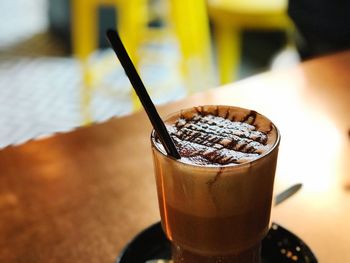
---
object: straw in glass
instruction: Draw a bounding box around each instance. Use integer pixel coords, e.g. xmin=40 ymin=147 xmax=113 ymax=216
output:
xmin=106 ymin=29 xmax=181 ymax=159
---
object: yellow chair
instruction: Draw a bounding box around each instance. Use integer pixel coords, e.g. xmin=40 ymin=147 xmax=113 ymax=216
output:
xmin=167 ymin=0 xmax=215 ymax=94
xmin=207 ymin=0 xmax=293 ymax=84
xmin=71 ymin=0 xmax=148 ymax=123
xmin=71 ymin=0 xmax=221 ymax=123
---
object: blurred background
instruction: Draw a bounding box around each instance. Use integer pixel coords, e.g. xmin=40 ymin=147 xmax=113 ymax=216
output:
xmin=0 ymin=0 xmax=299 ymax=148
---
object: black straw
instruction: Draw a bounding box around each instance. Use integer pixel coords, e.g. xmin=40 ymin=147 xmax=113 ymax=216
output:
xmin=106 ymin=29 xmax=181 ymax=159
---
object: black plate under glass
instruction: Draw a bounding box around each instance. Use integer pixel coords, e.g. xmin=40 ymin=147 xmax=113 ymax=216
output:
xmin=117 ymin=222 xmax=317 ymax=263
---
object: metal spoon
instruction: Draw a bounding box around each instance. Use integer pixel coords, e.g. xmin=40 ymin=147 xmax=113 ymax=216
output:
xmin=274 ymin=183 xmax=302 ymax=206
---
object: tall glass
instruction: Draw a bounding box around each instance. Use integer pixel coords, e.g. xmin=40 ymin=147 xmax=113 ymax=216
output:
xmin=151 ymin=105 xmax=280 ymax=263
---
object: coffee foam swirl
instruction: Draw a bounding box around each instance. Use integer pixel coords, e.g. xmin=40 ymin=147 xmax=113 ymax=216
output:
xmin=154 ymin=106 xmax=277 ymax=166
xmin=172 ymin=115 xmax=268 ymax=165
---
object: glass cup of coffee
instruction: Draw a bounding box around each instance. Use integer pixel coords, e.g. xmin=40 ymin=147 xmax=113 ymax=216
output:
xmin=151 ymin=105 xmax=280 ymax=263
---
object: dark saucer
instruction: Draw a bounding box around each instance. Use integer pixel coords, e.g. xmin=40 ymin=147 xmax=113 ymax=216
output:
xmin=117 ymin=222 xmax=317 ymax=263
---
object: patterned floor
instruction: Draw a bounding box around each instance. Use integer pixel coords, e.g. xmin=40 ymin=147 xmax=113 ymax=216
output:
xmin=0 ymin=0 xmax=190 ymax=148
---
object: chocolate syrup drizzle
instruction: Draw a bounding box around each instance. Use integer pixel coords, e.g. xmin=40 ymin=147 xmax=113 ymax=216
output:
xmin=167 ymin=109 xmax=270 ymax=166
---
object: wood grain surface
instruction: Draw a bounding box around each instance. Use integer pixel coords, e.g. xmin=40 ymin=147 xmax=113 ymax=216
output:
xmin=0 ymin=51 xmax=349 ymax=262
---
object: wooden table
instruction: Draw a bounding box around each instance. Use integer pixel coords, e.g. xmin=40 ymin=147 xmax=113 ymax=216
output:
xmin=0 ymin=51 xmax=349 ymax=262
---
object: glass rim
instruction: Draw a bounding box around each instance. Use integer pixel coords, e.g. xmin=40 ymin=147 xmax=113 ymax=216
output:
xmin=150 ymin=105 xmax=281 ymax=171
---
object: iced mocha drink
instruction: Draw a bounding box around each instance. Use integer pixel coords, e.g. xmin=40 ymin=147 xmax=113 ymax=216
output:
xmin=151 ymin=105 xmax=280 ymax=263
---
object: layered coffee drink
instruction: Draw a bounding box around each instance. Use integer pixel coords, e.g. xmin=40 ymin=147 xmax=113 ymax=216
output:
xmin=151 ymin=105 xmax=280 ymax=263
